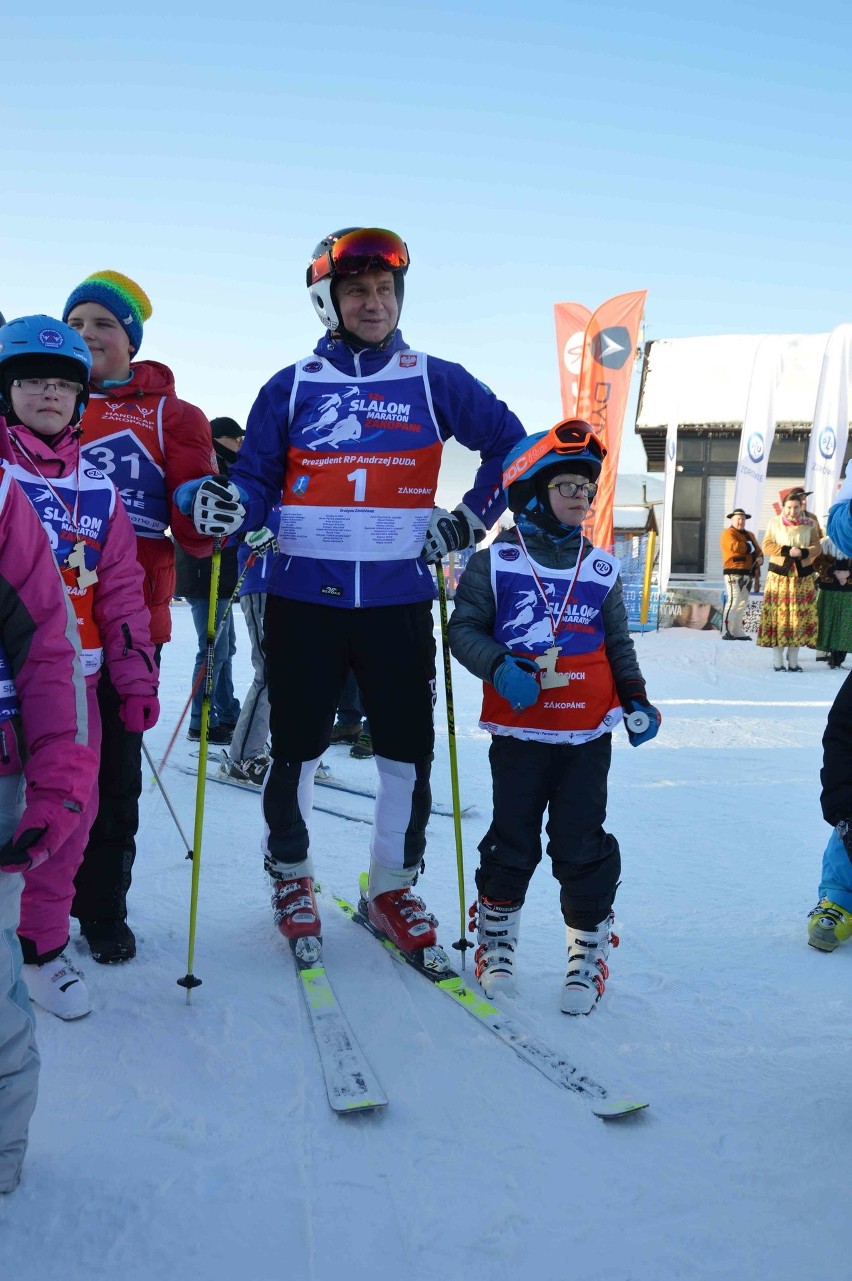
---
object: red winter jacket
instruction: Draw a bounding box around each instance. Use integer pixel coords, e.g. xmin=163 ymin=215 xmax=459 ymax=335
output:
xmin=79 ymin=360 xmax=216 ymax=644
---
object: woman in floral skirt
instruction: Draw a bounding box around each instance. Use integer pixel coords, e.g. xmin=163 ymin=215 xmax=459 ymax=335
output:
xmin=757 ymin=492 xmax=820 ymax=671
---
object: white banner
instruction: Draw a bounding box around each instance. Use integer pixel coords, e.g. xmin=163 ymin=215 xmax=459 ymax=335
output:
xmin=733 ymin=336 xmax=785 ymax=521
xmin=805 ymin=323 xmax=852 ymax=527
xmin=659 ymin=417 xmax=678 ymax=591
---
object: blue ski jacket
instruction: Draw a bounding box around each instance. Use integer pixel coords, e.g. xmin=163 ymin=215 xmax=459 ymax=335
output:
xmin=228 ymin=330 xmax=526 ymax=609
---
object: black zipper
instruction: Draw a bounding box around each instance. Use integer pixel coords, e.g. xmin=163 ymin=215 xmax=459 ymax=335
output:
xmin=121 ymin=622 xmax=154 ymax=673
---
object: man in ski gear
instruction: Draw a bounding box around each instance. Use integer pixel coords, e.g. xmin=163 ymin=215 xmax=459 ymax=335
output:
xmin=176 ymin=226 xmax=525 ymax=953
xmin=0 ymin=316 xmax=158 ymax=1011
xmin=448 ymin=420 xmax=660 ymax=1013
xmin=720 ymin=508 xmax=762 ymax=640
xmin=0 ymin=463 xmax=97 ymax=1190
xmin=63 ymin=271 xmax=215 ymax=962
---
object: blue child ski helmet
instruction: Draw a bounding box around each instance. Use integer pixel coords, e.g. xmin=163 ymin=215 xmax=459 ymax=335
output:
xmin=503 ymin=419 xmax=606 ymax=519
xmin=0 ymin=315 xmax=92 ymax=427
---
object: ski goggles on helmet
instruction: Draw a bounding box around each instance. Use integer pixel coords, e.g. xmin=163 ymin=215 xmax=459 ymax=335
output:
xmin=309 ymin=228 xmax=409 ymax=286
xmin=502 ymin=419 xmax=606 ymax=489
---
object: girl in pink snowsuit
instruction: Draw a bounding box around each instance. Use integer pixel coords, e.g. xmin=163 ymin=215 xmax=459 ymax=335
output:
xmin=0 ymin=316 xmax=159 ymax=1020
xmin=0 ymin=462 xmax=97 ymax=1192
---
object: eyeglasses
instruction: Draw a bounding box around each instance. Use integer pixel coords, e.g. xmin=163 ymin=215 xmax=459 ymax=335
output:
xmin=502 ymin=419 xmax=607 ymax=488
xmin=547 ymin=480 xmax=598 ymax=500
xmin=12 ymin=377 xmax=83 ymax=396
xmin=310 ymin=228 xmax=409 ymax=285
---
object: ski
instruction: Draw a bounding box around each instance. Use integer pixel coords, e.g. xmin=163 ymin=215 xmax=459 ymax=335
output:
xmin=317 ymin=776 xmax=474 ymax=819
xmin=183 ymin=754 xmax=471 ymax=818
xmin=169 ymin=762 xmax=374 ymax=825
xmin=331 ymin=885 xmax=648 ymax=1121
xmin=288 ymin=935 xmax=388 ymax=1115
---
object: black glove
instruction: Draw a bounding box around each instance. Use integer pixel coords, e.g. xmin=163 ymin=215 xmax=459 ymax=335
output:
xmin=0 ymin=824 xmax=48 ymax=873
xmin=421 ymin=506 xmax=484 ymax=563
xmin=189 ymin=478 xmax=246 ymax=536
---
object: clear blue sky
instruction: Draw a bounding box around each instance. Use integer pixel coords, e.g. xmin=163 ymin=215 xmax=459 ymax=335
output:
xmin=4 ymin=0 xmax=850 ymax=487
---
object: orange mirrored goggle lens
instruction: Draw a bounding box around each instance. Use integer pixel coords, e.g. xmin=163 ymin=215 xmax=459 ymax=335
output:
xmin=552 ymin=420 xmax=606 ymax=460
xmin=310 ymin=228 xmax=409 ymax=284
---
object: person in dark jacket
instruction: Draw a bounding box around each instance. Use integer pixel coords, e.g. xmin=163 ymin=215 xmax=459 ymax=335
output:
xmin=448 ymin=421 xmax=660 ymax=1015
xmin=176 ymin=226 xmax=526 ymax=957
xmin=175 ymin=417 xmax=243 ymax=744
xmin=813 ymin=535 xmax=852 ymax=668
xmin=807 ymin=670 xmax=852 ymax=950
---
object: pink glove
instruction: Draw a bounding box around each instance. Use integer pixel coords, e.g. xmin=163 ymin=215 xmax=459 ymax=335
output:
xmin=0 ymin=794 xmax=85 ymax=873
xmin=119 ymin=693 xmax=160 ymax=733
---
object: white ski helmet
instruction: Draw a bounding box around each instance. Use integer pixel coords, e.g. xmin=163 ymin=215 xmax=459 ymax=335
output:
xmin=306 ymin=227 xmax=409 ymax=336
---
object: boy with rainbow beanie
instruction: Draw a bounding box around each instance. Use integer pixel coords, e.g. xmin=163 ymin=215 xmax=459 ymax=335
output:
xmin=62 ymin=270 xmax=215 ymax=963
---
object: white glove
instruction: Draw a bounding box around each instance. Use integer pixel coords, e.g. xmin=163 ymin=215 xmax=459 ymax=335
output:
xmin=244 ymin=526 xmax=278 ymax=558
xmin=193 ymin=479 xmax=246 ymax=536
xmin=421 ymin=504 xmax=486 ymax=563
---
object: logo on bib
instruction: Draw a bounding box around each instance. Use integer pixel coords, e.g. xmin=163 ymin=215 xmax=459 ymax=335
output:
xmin=292 ymin=475 xmax=310 ymax=495
xmin=592 ymin=558 xmax=613 ymax=576
xmin=498 ymin=546 xmax=521 ymax=560
xmin=399 ymin=354 xmax=417 ymax=368
xmin=302 ymin=361 xmax=323 ymax=373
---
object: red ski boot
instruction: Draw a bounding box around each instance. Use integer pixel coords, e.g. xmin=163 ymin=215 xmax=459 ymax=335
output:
xmin=272 ymin=877 xmax=321 ymax=943
xmin=367 ymin=886 xmax=438 ymax=953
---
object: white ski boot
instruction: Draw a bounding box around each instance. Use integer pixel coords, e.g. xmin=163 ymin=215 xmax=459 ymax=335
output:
xmin=561 ymin=913 xmax=618 ymax=1016
xmin=469 ymin=895 xmax=522 ymax=998
xmin=23 ymin=954 xmax=91 ymax=1020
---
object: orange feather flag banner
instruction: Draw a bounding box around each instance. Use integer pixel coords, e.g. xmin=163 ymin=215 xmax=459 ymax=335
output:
xmin=553 ymin=291 xmax=646 ymax=550
xmin=553 ymin=302 xmax=592 ymax=417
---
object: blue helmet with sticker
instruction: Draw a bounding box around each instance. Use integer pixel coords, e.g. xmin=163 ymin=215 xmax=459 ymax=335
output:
xmin=502 ymin=419 xmax=606 ymax=526
xmin=0 ymin=315 xmax=92 ymax=426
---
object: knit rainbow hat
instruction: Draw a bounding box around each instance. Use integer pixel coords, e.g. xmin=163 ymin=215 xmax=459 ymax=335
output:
xmin=63 ymin=270 xmax=152 ymax=356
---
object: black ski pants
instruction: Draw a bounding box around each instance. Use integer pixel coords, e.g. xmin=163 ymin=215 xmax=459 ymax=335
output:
xmin=262 ymin=597 xmax=436 ymax=868
xmin=476 ymin=734 xmax=621 ymax=930
xmin=72 ymin=647 xmax=162 ymax=923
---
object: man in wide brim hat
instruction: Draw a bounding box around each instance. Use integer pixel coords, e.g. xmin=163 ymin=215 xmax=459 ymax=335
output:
xmin=720 ymin=507 xmax=763 ymax=639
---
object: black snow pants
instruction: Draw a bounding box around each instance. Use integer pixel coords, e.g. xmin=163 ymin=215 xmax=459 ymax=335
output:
xmin=72 ymin=647 xmax=161 ymax=922
xmin=476 ymin=733 xmax=621 ymax=930
xmin=262 ymin=597 xmax=436 ymax=869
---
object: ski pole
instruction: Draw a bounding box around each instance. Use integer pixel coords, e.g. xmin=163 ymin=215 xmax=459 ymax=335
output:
xmin=178 ymin=537 xmax=222 ymax=1000
xmin=142 ymin=739 xmax=194 ymax=861
xmin=436 ymin=562 xmax=472 ymax=967
xmin=157 ymin=550 xmax=258 ymax=775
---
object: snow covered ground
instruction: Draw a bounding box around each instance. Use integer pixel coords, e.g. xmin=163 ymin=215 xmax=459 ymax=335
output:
xmin=3 ymin=603 xmax=848 ymax=1281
